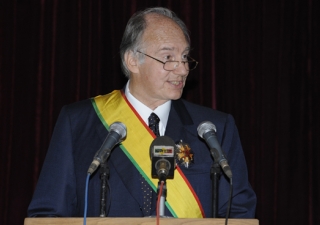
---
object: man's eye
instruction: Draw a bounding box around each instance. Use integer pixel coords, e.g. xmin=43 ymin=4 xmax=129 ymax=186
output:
xmin=182 ymin=54 xmax=189 ymax=60
xmin=164 ymin=55 xmax=173 ymax=61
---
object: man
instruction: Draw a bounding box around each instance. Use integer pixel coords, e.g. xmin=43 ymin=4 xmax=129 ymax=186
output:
xmin=28 ymin=7 xmax=256 ymax=218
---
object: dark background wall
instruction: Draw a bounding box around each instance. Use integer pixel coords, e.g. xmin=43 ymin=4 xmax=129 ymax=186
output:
xmin=1 ymin=1 xmax=319 ymax=224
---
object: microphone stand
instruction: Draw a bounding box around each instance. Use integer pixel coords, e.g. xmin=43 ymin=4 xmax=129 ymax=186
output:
xmin=99 ymin=162 xmax=110 ymax=217
xmin=211 ymin=161 xmax=221 ymax=218
xmin=157 ymin=180 xmax=167 ymax=217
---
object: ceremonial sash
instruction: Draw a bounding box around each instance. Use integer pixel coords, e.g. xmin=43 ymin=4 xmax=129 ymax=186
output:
xmin=91 ymin=90 xmax=205 ymax=218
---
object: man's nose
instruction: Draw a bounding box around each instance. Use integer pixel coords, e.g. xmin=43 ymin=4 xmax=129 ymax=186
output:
xmin=173 ymin=62 xmax=189 ymax=75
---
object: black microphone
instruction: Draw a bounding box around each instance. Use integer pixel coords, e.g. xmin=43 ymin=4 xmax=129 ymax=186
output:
xmin=87 ymin=122 xmax=127 ymax=175
xmin=197 ymin=121 xmax=233 ymax=178
xmin=149 ymin=136 xmax=176 ymax=181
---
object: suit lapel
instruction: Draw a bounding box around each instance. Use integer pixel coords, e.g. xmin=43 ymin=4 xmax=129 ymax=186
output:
xmin=165 ymin=99 xmax=195 ymax=143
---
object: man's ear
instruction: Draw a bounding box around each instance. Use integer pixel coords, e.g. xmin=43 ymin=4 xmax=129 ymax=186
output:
xmin=124 ymin=51 xmax=139 ymax=74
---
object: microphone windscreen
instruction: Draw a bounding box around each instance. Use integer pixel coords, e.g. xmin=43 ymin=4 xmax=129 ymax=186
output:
xmin=110 ymin=122 xmax=127 ymax=140
xmin=197 ymin=121 xmax=216 ymax=138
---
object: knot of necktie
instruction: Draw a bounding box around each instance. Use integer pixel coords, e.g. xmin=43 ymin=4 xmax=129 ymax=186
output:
xmin=148 ymin=112 xmax=160 ymax=137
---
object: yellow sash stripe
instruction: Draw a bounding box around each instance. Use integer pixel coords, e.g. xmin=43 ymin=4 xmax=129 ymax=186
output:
xmin=92 ymin=90 xmax=204 ymax=218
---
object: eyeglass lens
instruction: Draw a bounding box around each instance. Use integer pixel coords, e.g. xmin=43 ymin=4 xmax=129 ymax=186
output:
xmin=164 ymin=61 xmax=197 ymax=71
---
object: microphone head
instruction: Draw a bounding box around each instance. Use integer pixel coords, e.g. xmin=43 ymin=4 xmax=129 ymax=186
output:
xmin=197 ymin=121 xmax=217 ymax=138
xmin=149 ymin=136 xmax=176 ymax=159
xmin=110 ymin=122 xmax=127 ymax=140
xmin=149 ymin=136 xmax=176 ymax=180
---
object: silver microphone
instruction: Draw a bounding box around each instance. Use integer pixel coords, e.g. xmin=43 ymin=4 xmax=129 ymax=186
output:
xmin=87 ymin=122 xmax=127 ymax=175
xmin=197 ymin=121 xmax=232 ymax=178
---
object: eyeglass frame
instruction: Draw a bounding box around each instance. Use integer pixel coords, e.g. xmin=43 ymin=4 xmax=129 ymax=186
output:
xmin=136 ymin=50 xmax=198 ymax=71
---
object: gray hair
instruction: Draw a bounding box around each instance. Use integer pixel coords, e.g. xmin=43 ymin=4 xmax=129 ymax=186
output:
xmin=119 ymin=7 xmax=190 ymax=78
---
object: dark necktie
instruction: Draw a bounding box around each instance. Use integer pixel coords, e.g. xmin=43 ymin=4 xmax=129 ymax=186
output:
xmin=148 ymin=112 xmax=160 ymax=137
xmin=140 ymin=113 xmax=160 ymax=216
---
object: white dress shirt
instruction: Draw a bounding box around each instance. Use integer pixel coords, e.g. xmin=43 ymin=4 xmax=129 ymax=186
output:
xmin=125 ymin=81 xmax=171 ymax=136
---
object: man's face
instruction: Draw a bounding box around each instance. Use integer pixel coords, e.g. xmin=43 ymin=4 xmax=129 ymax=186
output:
xmin=129 ymin=14 xmax=190 ymax=110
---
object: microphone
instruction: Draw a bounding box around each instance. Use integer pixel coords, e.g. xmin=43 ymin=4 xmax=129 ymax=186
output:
xmin=197 ymin=121 xmax=233 ymax=178
xmin=149 ymin=136 xmax=176 ymax=181
xmin=87 ymin=122 xmax=127 ymax=175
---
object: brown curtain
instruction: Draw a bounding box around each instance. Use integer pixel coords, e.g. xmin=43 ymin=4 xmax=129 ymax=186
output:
xmin=0 ymin=1 xmax=319 ymax=225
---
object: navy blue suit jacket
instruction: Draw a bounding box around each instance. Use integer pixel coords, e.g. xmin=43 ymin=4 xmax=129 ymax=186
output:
xmin=28 ymin=96 xmax=256 ymax=218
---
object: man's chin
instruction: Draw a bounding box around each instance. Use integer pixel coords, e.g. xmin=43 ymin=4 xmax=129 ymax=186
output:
xmin=169 ymin=94 xmax=183 ymax=100
xmin=165 ymin=89 xmax=184 ymax=101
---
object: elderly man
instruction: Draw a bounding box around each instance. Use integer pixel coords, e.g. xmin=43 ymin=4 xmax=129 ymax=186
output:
xmin=28 ymin=7 xmax=256 ymax=218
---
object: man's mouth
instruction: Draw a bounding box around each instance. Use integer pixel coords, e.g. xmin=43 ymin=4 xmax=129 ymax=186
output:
xmin=169 ymin=81 xmax=182 ymax=86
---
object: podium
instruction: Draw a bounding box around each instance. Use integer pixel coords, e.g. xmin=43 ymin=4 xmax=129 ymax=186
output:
xmin=24 ymin=217 xmax=259 ymax=225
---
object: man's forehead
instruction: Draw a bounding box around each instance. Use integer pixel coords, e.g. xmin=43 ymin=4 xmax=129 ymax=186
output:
xmin=143 ymin=14 xmax=189 ymax=50
xmin=145 ymin=14 xmax=180 ymax=31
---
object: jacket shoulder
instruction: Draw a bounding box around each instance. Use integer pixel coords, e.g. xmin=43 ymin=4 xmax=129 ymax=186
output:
xmin=179 ymin=99 xmax=230 ymax=124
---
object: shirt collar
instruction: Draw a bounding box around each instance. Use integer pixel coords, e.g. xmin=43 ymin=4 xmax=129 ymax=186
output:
xmin=124 ymin=81 xmax=171 ymax=136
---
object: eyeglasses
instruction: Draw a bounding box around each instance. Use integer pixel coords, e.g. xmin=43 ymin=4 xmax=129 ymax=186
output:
xmin=137 ymin=51 xmax=198 ymax=71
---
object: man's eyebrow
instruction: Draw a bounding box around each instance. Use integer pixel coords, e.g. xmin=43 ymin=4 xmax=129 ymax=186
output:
xmin=157 ymin=47 xmax=174 ymax=52
xmin=156 ymin=46 xmax=191 ymax=53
